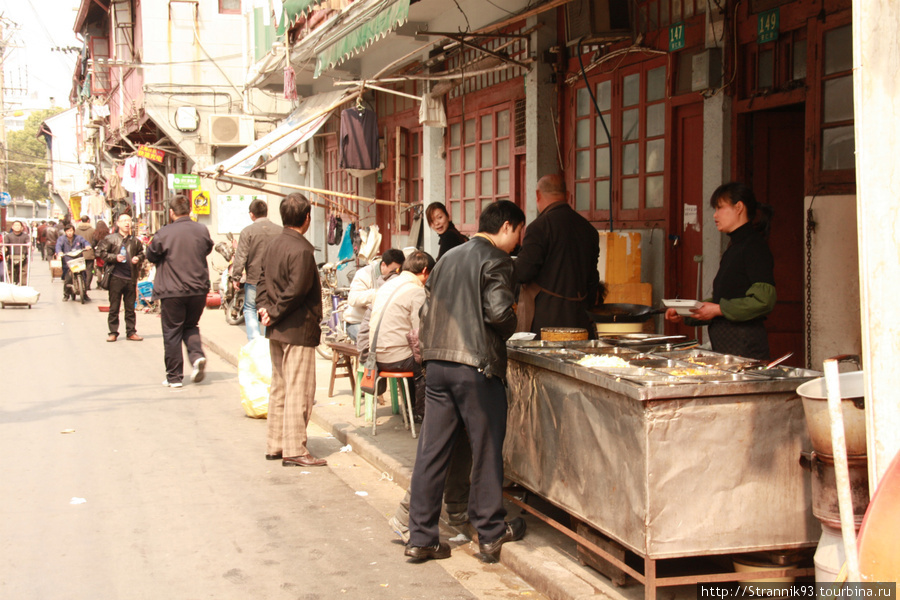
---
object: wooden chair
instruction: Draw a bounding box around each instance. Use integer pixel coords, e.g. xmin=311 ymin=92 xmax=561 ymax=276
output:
xmin=327 ymin=342 xmax=359 ymax=398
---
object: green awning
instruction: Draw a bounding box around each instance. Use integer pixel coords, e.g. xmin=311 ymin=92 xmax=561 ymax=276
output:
xmin=314 ymin=0 xmax=410 ymax=78
xmin=276 ymin=0 xmax=327 ymax=36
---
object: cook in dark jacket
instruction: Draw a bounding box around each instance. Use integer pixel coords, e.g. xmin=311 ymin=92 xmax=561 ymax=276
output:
xmin=96 ymin=213 xmax=145 ymax=341
xmin=425 ymin=202 xmax=468 ymax=261
xmin=146 ymin=195 xmax=214 ymax=387
xmin=514 ymin=174 xmax=603 ymax=338
xmin=256 ymin=193 xmax=326 ymax=467
xmin=406 ymin=200 xmax=526 ymax=564
xmin=665 ymin=182 xmax=776 ymax=360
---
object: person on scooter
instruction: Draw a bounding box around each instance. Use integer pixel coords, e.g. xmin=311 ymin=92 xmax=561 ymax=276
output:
xmin=55 ymin=223 xmax=92 ymax=301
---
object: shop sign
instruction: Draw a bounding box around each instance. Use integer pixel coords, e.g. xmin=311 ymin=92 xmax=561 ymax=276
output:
xmin=192 ymin=190 xmax=211 ymax=215
xmin=137 ymin=145 xmax=165 ymax=163
xmin=173 ymin=174 xmax=200 ymax=190
xmin=669 ymin=22 xmax=686 ymax=52
xmin=758 ymin=8 xmax=779 ymax=44
xmin=0 ymin=191 xmax=10 ymax=207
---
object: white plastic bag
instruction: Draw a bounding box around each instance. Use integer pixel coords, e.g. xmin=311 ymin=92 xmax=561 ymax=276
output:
xmin=238 ymin=337 xmax=272 ymax=418
xmin=0 ymin=282 xmax=40 ymax=305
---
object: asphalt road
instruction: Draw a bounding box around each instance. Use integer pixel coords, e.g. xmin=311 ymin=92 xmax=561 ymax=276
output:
xmin=0 ymin=266 xmax=540 ymax=600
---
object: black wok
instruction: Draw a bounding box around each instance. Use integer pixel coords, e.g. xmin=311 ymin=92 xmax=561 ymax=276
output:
xmin=586 ymin=303 xmax=665 ymax=323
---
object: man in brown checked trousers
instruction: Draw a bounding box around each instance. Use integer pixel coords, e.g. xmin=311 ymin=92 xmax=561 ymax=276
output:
xmin=256 ymin=193 xmax=327 ymax=467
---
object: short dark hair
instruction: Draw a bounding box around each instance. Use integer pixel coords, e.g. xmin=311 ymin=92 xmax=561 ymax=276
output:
xmin=280 ymin=193 xmax=311 ymax=228
xmin=64 ymin=223 xmax=75 ymax=233
xmin=249 ymin=199 xmax=268 ymax=218
xmin=81 ymin=215 xmax=90 ymax=223
xmin=169 ymin=194 xmax=192 ymax=217
xmin=381 ymin=248 xmax=405 ymax=267
xmin=425 ymin=202 xmax=449 ymax=226
xmin=478 ymin=200 xmax=525 ymax=234
xmin=402 ymin=250 xmax=435 ymax=275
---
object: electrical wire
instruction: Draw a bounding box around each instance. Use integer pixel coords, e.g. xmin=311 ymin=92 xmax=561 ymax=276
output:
xmin=577 ymin=39 xmax=614 ymax=232
xmin=452 ymin=0 xmax=472 ymax=33
xmin=483 ymin=0 xmax=517 ymax=16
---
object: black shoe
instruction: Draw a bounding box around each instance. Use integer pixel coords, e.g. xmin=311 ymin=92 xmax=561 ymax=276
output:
xmin=477 ymin=517 xmax=526 ymax=563
xmin=404 ymin=542 xmax=451 ymax=562
xmin=265 ymin=452 xmax=282 ymax=460
xmin=447 ymin=511 xmax=469 ymax=527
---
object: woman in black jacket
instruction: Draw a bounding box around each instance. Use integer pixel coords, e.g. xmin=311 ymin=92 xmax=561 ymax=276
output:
xmin=665 ymin=182 xmax=776 ymax=360
xmin=425 ymin=202 xmax=468 ymax=261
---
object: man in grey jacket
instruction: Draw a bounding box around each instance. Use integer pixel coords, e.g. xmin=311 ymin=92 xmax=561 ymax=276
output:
xmin=231 ymin=199 xmax=282 ymax=340
xmin=405 ymin=200 xmax=527 ymax=564
xmin=146 ymin=195 xmax=214 ymax=388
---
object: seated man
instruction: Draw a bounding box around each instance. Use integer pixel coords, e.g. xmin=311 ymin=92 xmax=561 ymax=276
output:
xmin=369 ymin=250 xmax=434 ymax=422
xmin=344 ymin=248 xmax=404 ymax=342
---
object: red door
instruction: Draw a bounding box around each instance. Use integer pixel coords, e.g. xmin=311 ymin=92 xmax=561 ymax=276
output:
xmin=748 ymin=106 xmax=805 ymax=365
xmin=666 ymin=102 xmax=704 ymax=338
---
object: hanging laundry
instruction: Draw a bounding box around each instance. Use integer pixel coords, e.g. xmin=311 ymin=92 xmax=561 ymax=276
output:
xmin=107 ymin=169 xmax=128 ymax=202
xmin=122 ymin=156 xmax=149 ymax=194
xmin=419 ymin=92 xmax=447 ymax=128
xmin=340 ymin=107 xmax=379 ymax=170
xmin=337 ymin=221 xmax=356 ymax=263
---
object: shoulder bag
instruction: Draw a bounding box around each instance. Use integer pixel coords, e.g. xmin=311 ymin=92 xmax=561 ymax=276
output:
xmin=359 ymin=284 xmax=407 ymax=396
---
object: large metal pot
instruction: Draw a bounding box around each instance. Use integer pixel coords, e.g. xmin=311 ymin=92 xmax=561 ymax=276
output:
xmin=796 ymin=370 xmax=866 ymax=457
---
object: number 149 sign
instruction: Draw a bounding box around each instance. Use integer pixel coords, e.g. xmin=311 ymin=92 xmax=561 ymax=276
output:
xmin=758 ymin=8 xmax=779 ymax=44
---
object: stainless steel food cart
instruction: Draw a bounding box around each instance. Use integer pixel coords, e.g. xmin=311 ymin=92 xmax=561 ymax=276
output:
xmin=502 ymin=341 xmax=820 ymax=598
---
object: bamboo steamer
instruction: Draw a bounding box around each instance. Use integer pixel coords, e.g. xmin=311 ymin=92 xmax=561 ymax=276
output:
xmin=541 ymin=327 xmax=588 ymax=342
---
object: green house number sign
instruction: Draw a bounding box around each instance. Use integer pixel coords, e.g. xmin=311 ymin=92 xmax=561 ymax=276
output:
xmin=669 ymin=22 xmax=685 ymax=52
xmin=758 ymin=8 xmax=779 ymax=44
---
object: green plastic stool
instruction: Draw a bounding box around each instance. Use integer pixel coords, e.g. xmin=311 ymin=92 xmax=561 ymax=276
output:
xmin=355 ymin=366 xmax=400 ymax=419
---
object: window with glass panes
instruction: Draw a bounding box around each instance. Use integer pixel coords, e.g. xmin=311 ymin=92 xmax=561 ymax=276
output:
xmin=635 ymin=0 xmax=705 ymax=33
xmin=570 ymin=58 xmax=668 ymax=223
xmin=446 ymin=103 xmax=513 ymax=230
xmin=819 ymin=23 xmax=854 ymax=174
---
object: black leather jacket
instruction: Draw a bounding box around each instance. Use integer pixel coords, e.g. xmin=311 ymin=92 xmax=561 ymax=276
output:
xmin=96 ymin=232 xmax=145 ymax=282
xmin=419 ymin=236 xmax=517 ymax=382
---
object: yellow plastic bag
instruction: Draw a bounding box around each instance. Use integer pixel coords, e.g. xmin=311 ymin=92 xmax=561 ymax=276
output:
xmin=239 ymin=337 xmax=272 ymax=418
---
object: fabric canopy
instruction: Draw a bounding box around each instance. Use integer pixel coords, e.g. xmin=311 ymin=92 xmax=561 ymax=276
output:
xmin=200 ymin=89 xmax=350 ymax=177
xmin=314 ymin=0 xmax=410 ymax=78
xmin=276 ymin=0 xmax=327 ymax=36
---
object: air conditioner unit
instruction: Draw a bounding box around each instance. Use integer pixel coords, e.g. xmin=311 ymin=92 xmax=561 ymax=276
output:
xmin=208 ymin=115 xmax=255 ymax=146
xmin=566 ymin=0 xmax=632 ymax=46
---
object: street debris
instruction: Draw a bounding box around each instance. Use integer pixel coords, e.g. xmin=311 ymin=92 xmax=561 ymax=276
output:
xmin=449 ymin=533 xmax=469 ymax=543
xmin=60 ymin=429 xmax=75 ymax=434
xmin=340 ymin=444 xmax=352 ymax=453
xmin=70 ymin=497 xmax=86 ymax=505
xmin=355 ymin=491 xmax=369 ymax=497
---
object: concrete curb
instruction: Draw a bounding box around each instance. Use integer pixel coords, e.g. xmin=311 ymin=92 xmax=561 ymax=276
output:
xmin=203 ymin=329 xmax=614 ymax=600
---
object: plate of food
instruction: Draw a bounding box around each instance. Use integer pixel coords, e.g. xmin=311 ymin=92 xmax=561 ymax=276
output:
xmin=662 ymin=299 xmax=704 ymax=316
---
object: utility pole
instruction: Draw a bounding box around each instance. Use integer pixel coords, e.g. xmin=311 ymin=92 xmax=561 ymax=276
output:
xmin=1 ymin=17 xmax=8 ymax=231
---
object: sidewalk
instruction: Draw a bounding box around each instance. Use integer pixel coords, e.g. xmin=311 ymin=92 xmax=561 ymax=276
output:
xmin=199 ymin=308 xmax=633 ymax=600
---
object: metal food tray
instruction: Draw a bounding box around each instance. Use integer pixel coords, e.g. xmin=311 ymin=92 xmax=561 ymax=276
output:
xmin=656 ymin=348 xmax=757 ymax=369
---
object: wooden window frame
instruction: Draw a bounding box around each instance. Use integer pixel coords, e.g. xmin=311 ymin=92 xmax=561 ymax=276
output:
xmin=566 ymin=55 xmax=669 ymax=227
xmin=445 ymin=101 xmax=516 ymax=233
xmin=805 ymin=10 xmax=854 ymax=192
xmin=636 ymin=0 xmax=706 ymax=34
xmin=90 ymin=36 xmax=112 ymax=94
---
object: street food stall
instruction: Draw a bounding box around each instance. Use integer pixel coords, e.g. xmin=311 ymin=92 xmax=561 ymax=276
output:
xmin=502 ymin=337 xmax=821 ymax=597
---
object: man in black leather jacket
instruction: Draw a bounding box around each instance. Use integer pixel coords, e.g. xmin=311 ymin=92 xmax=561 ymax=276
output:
xmin=405 ymin=200 xmax=527 ymax=564
xmin=96 ymin=213 xmax=146 ymax=341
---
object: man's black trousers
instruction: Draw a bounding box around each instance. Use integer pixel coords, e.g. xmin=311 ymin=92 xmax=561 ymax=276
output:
xmin=408 ymin=360 xmax=508 ymax=548
xmin=107 ymin=275 xmax=137 ymax=337
xmin=160 ymin=295 xmax=206 ymax=384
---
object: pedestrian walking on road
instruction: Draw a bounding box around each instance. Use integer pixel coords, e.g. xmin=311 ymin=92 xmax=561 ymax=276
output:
xmin=256 ymin=193 xmax=326 ymax=467
xmin=230 ymin=198 xmax=282 ymax=340
xmin=146 ymin=195 xmax=213 ymax=388
xmin=406 ymin=200 xmax=527 ymax=564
